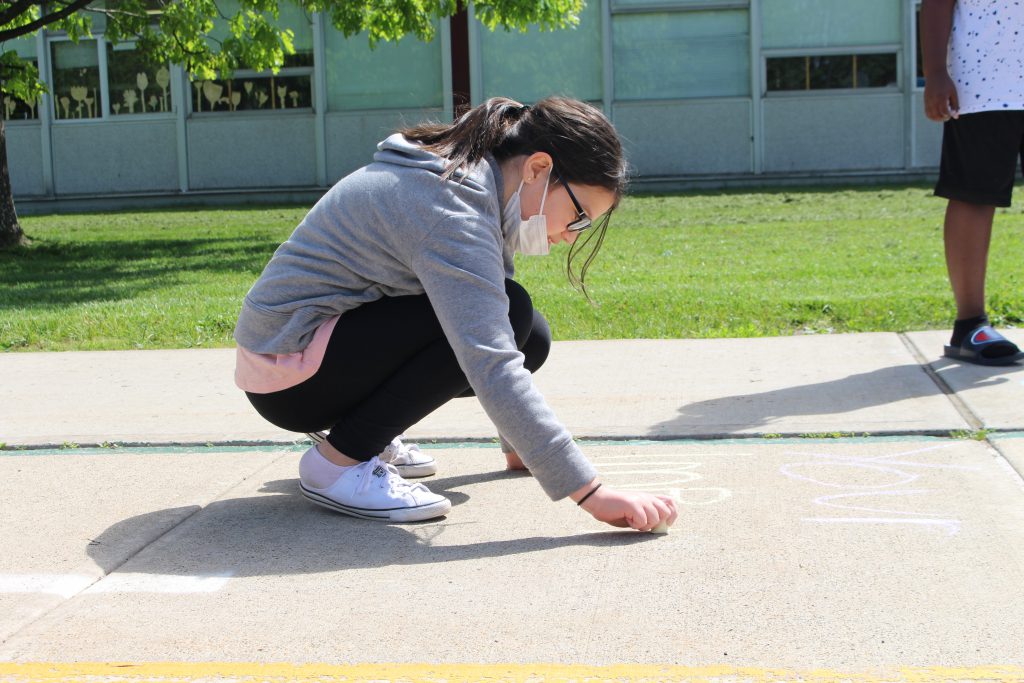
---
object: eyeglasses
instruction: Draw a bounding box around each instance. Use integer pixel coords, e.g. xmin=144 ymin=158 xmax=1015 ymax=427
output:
xmin=553 ymin=169 xmax=592 ymax=232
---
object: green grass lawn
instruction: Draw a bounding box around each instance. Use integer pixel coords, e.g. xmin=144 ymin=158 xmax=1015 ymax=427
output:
xmin=2 ymin=184 xmax=1022 ymax=351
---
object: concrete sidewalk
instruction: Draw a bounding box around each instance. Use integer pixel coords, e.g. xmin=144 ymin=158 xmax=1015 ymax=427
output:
xmin=4 ymin=330 xmax=1024 ymax=448
xmin=1 ymin=331 xmax=1024 ymax=682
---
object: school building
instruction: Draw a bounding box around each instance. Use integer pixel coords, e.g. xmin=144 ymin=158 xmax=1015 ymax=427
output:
xmin=5 ymin=0 xmax=939 ymax=207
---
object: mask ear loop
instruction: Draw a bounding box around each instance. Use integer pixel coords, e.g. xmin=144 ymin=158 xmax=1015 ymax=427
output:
xmin=516 ymin=165 xmax=552 ymax=214
xmin=537 ymin=167 xmax=551 ymax=215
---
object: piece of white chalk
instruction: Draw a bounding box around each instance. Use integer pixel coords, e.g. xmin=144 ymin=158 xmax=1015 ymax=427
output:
xmin=650 ymin=521 xmax=670 ymax=534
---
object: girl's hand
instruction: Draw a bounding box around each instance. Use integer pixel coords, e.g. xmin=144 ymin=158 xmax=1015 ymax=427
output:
xmin=504 ymin=450 xmax=528 ymax=471
xmin=572 ymin=480 xmax=678 ymax=531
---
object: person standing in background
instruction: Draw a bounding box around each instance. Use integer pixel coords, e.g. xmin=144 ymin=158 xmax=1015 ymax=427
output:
xmin=921 ymin=0 xmax=1023 ymax=365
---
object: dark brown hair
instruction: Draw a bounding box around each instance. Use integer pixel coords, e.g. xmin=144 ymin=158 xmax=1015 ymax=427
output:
xmin=401 ymin=96 xmax=627 ymax=296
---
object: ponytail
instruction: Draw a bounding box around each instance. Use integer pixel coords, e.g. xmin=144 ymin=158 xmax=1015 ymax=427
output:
xmin=400 ymin=98 xmax=531 ymax=180
xmin=400 ymin=96 xmax=625 ymax=193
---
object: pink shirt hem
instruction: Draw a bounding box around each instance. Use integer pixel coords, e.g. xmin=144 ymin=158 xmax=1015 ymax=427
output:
xmin=234 ymin=316 xmax=340 ymax=394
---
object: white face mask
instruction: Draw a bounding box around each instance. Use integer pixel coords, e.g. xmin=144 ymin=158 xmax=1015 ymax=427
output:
xmin=502 ymin=170 xmax=551 ymax=256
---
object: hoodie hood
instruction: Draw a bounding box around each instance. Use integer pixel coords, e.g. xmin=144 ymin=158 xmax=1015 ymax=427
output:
xmin=374 ymin=133 xmax=450 ymax=174
xmin=373 ymin=133 xmax=506 ymax=210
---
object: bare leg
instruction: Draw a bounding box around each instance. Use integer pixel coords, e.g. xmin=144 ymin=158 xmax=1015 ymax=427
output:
xmin=944 ymin=199 xmax=995 ymax=320
xmin=315 ymin=440 xmax=360 ymax=467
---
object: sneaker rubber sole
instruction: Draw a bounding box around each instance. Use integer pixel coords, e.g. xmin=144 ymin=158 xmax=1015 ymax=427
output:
xmin=393 ymin=460 xmax=438 ymax=478
xmin=299 ymin=483 xmax=451 ymax=522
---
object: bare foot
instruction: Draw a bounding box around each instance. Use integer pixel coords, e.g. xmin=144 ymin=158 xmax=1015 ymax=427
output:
xmin=504 ymin=450 xmax=528 ymax=471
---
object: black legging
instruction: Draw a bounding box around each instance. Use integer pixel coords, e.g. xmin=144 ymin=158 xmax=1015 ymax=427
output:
xmin=246 ymin=279 xmax=550 ymax=460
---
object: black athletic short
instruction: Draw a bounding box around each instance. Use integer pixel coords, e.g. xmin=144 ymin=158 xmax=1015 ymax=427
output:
xmin=935 ymin=109 xmax=1024 ymax=208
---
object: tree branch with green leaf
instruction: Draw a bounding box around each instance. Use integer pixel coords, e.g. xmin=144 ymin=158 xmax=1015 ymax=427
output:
xmin=0 ymin=0 xmax=582 ymax=249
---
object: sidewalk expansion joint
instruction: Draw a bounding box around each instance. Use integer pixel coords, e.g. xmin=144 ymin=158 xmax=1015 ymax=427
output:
xmin=897 ymin=332 xmax=985 ymax=430
xmin=5 ymin=430 xmax=1024 ymax=455
xmin=898 ymin=332 xmax=1024 ymax=486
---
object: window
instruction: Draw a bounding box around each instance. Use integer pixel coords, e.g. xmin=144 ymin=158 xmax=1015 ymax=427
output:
xmin=50 ymin=39 xmax=102 ymax=119
xmin=478 ymin=2 xmax=602 ymax=104
xmin=766 ymin=53 xmax=898 ymax=91
xmin=107 ymin=43 xmax=173 ymax=114
xmin=2 ymin=35 xmax=41 ymax=120
xmin=613 ymin=9 xmax=750 ymax=100
xmin=49 ymin=37 xmax=173 ymax=120
xmin=191 ymin=53 xmax=312 ymax=113
xmin=324 ymin=29 xmax=442 ymax=111
xmin=915 ymin=2 xmax=924 ymax=88
xmin=761 ymin=0 xmax=901 ymax=50
xmin=613 ymin=0 xmax=749 ymax=6
xmin=192 ymin=1 xmax=314 ymax=113
xmin=2 ymin=58 xmax=41 ymax=120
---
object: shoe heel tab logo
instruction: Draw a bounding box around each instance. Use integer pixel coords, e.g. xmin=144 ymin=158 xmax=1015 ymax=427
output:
xmin=372 ymin=465 xmax=387 ymax=478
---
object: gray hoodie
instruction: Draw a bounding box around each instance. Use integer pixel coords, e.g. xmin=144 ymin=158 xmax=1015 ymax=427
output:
xmin=234 ymin=134 xmax=597 ymax=500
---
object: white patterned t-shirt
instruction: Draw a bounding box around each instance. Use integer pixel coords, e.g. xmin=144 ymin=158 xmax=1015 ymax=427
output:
xmin=947 ymin=0 xmax=1024 ymax=114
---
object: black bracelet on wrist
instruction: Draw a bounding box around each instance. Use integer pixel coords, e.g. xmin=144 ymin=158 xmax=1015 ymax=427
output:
xmin=576 ymin=482 xmax=602 ymax=506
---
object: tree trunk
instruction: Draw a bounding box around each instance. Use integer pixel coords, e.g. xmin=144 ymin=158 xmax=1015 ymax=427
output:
xmin=0 ymin=117 xmax=27 ymax=250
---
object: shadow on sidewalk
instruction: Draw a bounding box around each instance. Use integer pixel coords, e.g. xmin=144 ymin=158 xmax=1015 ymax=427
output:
xmin=649 ymin=362 xmax=1022 ymax=436
xmin=86 ymin=470 xmax=653 ymax=577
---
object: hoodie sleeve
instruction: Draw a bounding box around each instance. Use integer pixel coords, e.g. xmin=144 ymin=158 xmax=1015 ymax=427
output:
xmin=409 ymin=214 xmax=597 ymax=500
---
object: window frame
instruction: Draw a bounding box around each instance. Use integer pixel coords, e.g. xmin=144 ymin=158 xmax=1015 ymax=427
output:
xmin=913 ymin=0 xmax=924 ymax=90
xmin=189 ymin=0 xmax=317 ymax=116
xmin=1 ymin=33 xmax=42 ymax=124
xmin=2 ymin=57 xmax=42 ymax=123
xmin=609 ymin=0 xmax=748 ymax=14
xmin=610 ymin=5 xmax=753 ymax=102
xmin=762 ymin=45 xmax=902 ymax=96
xmin=187 ymin=60 xmax=315 ymax=116
xmin=105 ymin=39 xmax=176 ymax=118
xmin=45 ymin=33 xmax=176 ymax=123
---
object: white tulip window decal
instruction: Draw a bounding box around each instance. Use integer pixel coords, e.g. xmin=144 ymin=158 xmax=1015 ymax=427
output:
xmin=136 ymin=72 xmax=148 ymax=112
xmin=155 ymin=67 xmax=170 ymax=112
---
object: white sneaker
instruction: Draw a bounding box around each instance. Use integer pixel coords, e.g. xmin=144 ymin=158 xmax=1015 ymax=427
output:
xmin=305 ymin=433 xmax=438 ymax=478
xmin=379 ymin=437 xmax=437 ymax=478
xmin=299 ymin=453 xmax=451 ymax=522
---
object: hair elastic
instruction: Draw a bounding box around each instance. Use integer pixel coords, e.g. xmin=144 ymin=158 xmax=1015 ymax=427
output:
xmin=576 ymin=483 xmax=602 ymax=506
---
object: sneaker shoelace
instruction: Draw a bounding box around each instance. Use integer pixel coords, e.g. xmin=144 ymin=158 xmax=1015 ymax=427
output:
xmin=380 ymin=437 xmax=423 ymax=465
xmin=356 ymin=456 xmax=430 ymax=499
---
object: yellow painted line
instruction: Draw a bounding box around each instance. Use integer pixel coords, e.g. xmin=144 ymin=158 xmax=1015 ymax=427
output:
xmin=0 ymin=663 xmax=1023 ymax=682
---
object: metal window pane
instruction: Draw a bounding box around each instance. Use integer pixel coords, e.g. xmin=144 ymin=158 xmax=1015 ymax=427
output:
xmin=613 ymin=0 xmax=750 ymax=6
xmin=2 ymin=58 xmax=40 ymax=121
xmin=6 ymin=34 xmax=37 ymax=59
xmin=915 ymin=4 xmax=925 ymax=87
xmin=192 ymin=1 xmax=314 ymax=114
xmin=50 ymin=40 xmax=102 ymax=119
xmin=206 ymin=0 xmax=314 ymax=65
xmin=280 ymin=1 xmax=314 ymax=53
xmin=613 ymin=10 xmax=750 ymax=100
xmin=478 ymin=0 xmax=603 ymax=103
xmin=191 ymin=74 xmax=311 ymax=112
xmin=765 ymin=56 xmax=807 ymax=90
xmin=856 ymin=53 xmax=898 ymax=88
xmin=761 ymin=0 xmax=901 ymax=49
xmin=324 ymin=29 xmax=443 ymax=111
xmin=106 ymin=44 xmax=173 ymax=115
xmin=3 ymin=36 xmax=40 ymax=120
xmin=766 ymin=53 xmax=897 ymax=91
